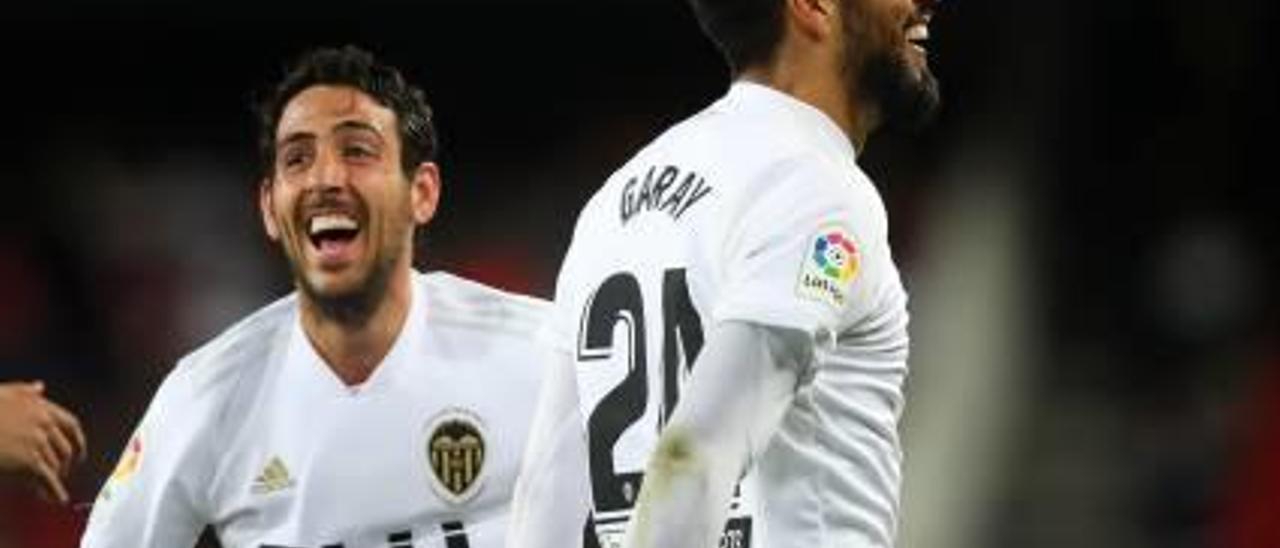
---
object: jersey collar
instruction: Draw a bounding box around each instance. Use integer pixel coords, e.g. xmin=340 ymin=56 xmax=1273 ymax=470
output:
xmin=284 ymin=271 xmax=426 ymax=397
xmin=723 ymin=80 xmax=860 ymax=165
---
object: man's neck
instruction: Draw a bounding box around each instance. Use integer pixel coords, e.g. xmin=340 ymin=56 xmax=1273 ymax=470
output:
xmin=298 ymin=268 xmax=414 ymax=386
xmin=740 ymin=56 xmax=878 ymax=154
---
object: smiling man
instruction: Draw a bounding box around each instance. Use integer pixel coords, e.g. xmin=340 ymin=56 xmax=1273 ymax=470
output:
xmin=507 ymin=0 xmax=943 ymax=546
xmin=82 ymin=46 xmax=548 ymax=548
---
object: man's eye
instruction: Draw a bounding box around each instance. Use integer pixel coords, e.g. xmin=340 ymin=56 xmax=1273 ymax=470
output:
xmin=344 ymin=145 xmax=376 ymax=158
xmin=281 ymin=150 xmax=309 ymax=168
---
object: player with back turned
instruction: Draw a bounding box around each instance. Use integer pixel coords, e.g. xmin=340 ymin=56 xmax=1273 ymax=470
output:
xmin=508 ymin=0 xmax=944 ymax=546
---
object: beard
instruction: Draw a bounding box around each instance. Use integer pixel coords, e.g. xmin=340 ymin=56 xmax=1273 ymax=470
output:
xmin=283 ymin=190 xmax=408 ymax=328
xmin=294 ymin=248 xmax=397 ymax=328
xmin=857 ymin=49 xmax=941 ymax=132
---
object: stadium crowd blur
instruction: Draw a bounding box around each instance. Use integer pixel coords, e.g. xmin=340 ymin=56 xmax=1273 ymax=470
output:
xmin=1 ymin=1 xmax=1275 ymax=546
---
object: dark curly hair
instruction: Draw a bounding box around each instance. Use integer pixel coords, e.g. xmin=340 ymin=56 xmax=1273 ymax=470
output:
xmin=686 ymin=0 xmax=786 ymax=75
xmin=255 ymin=45 xmax=437 ymax=181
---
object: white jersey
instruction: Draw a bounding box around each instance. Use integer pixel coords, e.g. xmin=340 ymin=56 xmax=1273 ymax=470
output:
xmin=83 ymin=271 xmax=549 ymax=548
xmin=548 ymin=81 xmax=909 ymax=547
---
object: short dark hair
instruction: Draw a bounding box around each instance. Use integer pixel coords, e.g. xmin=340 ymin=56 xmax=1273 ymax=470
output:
xmin=687 ymin=0 xmax=785 ymax=75
xmin=255 ymin=45 xmax=437 ymax=180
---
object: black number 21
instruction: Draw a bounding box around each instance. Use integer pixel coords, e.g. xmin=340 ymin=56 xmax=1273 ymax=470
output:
xmin=577 ymin=269 xmax=704 ymax=513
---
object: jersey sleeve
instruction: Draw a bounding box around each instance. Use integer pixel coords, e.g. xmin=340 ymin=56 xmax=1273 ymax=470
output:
xmin=540 ymin=208 xmax=595 ymax=355
xmin=622 ymin=321 xmax=809 ymax=548
xmin=81 ymin=362 xmax=215 ymax=548
xmin=505 ymin=347 xmax=591 ymax=548
xmin=539 ymin=285 xmax=576 ymax=355
xmin=710 ymin=156 xmax=881 ymax=335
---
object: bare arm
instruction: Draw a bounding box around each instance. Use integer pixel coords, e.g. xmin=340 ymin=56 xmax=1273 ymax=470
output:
xmin=623 ymin=321 xmax=810 ymax=548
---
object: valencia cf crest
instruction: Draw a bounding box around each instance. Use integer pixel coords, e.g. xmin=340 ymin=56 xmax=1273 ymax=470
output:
xmin=425 ymin=409 xmax=487 ymax=505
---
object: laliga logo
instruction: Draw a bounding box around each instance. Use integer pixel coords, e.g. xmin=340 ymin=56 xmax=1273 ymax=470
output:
xmin=98 ymin=433 xmax=143 ymax=502
xmin=814 ymin=232 xmax=858 ymax=283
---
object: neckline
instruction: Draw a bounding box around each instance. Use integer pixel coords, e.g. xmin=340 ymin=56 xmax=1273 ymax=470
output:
xmin=287 ymin=272 xmax=426 ymax=396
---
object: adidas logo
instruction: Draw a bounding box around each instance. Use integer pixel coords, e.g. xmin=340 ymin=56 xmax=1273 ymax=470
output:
xmin=250 ymin=456 xmax=296 ymax=495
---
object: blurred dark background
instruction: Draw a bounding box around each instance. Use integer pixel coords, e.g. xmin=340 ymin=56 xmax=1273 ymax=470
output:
xmin=1 ymin=0 xmax=1276 ymax=546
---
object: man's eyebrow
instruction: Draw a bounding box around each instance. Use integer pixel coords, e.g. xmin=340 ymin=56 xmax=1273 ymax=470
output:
xmin=276 ymin=120 xmax=383 ymax=149
xmin=276 ymin=131 xmax=315 ymax=149
xmin=334 ymin=120 xmax=384 ymax=137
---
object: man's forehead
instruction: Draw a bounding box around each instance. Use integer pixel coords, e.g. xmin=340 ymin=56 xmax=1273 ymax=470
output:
xmin=277 ymin=85 xmax=395 ymax=139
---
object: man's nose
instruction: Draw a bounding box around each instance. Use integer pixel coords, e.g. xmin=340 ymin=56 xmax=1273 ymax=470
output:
xmin=306 ymin=147 xmax=347 ymax=190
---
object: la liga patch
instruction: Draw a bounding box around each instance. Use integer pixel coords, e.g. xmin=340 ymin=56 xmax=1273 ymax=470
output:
xmin=796 ymin=226 xmax=860 ymax=309
xmin=98 ymin=432 xmax=143 ymax=502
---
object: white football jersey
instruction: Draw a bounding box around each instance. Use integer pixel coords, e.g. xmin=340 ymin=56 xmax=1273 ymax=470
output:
xmin=83 ymin=271 xmax=549 ymax=548
xmin=548 ymin=81 xmax=909 ymax=547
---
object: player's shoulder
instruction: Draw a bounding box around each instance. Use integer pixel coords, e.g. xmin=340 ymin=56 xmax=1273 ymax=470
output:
xmin=637 ymin=88 xmax=862 ymax=191
xmin=167 ymin=293 xmax=297 ymax=395
xmin=572 ymin=95 xmax=745 ymax=221
xmin=709 ymin=82 xmax=877 ymax=195
xmin=416 ymin=270 xmax=550 ymax=338
xmin=775 ymin=148 xmax=877 ymax=203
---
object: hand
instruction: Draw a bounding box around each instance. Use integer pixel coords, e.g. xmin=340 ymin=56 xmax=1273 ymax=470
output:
xmin=0 ymin=381 xmax=87 ymax=504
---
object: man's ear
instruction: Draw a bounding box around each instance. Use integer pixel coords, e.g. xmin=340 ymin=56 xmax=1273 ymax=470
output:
xmin=260 ymin=178 xmax=281 ymax=241
xmin=410 ymin=162 xmax=441 ymax=227
xmin=787 ymin=0 xmax=840 ymax=40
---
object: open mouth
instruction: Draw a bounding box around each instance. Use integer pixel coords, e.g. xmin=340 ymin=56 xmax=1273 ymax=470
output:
xmin=307 ymin=213 xmax=361 ymax=258
xmin=905 ymin=12 xmax=933 ymax=55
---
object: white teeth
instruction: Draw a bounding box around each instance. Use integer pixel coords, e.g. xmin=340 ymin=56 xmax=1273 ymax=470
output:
xmin=309 ymin=214 xmax=358 ymax=235
xmin=907 ymin=25 xmax=929 ymax=42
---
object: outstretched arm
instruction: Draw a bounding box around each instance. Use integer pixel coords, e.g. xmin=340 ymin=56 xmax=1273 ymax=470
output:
xmin=623 ymin=321 xmax=810 ymax=548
